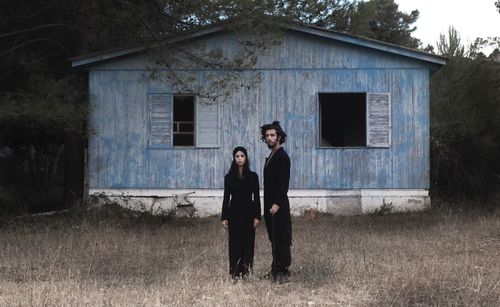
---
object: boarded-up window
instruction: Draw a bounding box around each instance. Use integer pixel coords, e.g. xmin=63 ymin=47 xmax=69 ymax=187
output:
xmin=148 ymin=94 xmax=172 ymax=148
xmin=319 ymin=92 xmax=391 ymax=148
xmin=196 ymin=100 xmax=219 ymax=148
xmin=366 ymin=93 xmax=391 ymax=147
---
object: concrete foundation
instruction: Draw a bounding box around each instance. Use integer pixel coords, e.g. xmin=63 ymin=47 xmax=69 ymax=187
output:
xmin=88 ymin=188 xmax=430 ymax=217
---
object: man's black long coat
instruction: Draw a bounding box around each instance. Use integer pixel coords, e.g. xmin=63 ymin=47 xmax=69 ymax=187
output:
xmin=221 ymin=171 xmax=261 ymax=274
xmin=264 ymin=147 xmax=292 ymax=246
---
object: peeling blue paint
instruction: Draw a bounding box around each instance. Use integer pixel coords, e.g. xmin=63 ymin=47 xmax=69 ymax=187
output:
xmin=87 ymin=30 xmax=437 ymax=190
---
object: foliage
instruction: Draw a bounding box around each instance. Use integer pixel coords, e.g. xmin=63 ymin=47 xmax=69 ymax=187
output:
xmin=347 ymin=0 xmax=420 ymax=48
xmin=371 ymin=200 xmax=394 ymax=216
xmin=0 ymin=1 xmax=77 ymax=89
xmin=0 ymin=1 xmax=89 ymax=196
xmin=0 ymin=75 xmax=87 ymax=140
xmin=430 ymin=56 xmax=500 ymax=199
xmin=0 ymin=75 xmax=87 ymax=192
xmin=437 ymin=26 xmax=465 ymax=57
xmin=468 ymin=36 xmax=500 ymax=59
xmin=83 ymin=194 xmax=176 ymax=224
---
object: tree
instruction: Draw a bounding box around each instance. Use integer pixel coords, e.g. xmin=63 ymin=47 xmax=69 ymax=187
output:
xmin=436 ymin=26 xmax=465 ymax=57
xmin=430 ymin=56 xmax=500 ymax=199
xmin=347 ymin=0 xmax=420 ymax=48
xmin=0 ymin=0 xmax=89 ymax=210
xmin=463 ymin=2 xmax=500 ymax=58
xmin=0 ymin=75 xmax=87 ymax=186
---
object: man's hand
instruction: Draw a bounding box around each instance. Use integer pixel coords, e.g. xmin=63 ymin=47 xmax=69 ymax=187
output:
xmin=221 ymin=220 xmax=228 ymax=229
xmin=253 ymin=218 xmax=260 ymax=228
xmin=270 ymin=204 xmax=280 ymax=215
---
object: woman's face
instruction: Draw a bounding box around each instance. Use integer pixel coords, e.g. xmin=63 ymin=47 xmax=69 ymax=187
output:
xmin=234 ymin=151 xmax=246 ymax=166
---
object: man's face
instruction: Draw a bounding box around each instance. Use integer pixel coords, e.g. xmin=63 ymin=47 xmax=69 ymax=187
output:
xmin=265 ymin=129 xmax=280 ymax=149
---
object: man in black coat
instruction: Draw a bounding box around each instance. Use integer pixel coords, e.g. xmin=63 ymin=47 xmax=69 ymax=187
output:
xmin=260 ymin=121 xmax=292 ymax=283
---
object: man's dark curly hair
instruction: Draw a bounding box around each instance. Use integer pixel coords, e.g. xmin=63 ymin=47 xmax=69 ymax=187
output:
xmin=260 ymin=121 xmax=287 ymax=144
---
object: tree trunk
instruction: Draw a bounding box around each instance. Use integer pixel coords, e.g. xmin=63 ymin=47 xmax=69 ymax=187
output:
xmin=26 ymin=146 xmax=37 ymax=191
xmin=48 ymin=145 xmax=64 ymax=187
xmin=63 ymin=133 xmax=84 ymax=208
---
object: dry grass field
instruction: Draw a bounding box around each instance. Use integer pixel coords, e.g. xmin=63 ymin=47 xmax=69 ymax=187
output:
xmin=0 ymin=205 xmax=499 ymax=306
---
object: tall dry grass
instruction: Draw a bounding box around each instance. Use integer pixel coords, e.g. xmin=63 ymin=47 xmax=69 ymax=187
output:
xmin=0 ymin=207 xmax=499 ymax=306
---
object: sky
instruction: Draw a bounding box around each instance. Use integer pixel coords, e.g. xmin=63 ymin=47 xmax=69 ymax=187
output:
xmin=395 ymin=0 xmax=500 ymax=53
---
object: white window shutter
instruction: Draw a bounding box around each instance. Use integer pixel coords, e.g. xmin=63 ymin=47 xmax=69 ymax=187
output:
xmin=148 ymin=94 xmax=173 ymax=148
xmin=196 ymin=99 xmax=220 ymax=148
xmin=367 ymin=93 xmax=391 ymax=147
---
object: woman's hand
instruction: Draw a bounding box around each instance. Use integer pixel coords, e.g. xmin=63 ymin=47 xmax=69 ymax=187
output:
xmin=253 ymin=218 xmax=260 ymax=228
xmin=221 ymin=220 xmax=228 ymax=229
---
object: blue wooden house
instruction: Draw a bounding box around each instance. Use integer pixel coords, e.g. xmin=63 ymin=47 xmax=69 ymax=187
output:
xmin=72 ymin=22 xmax=446 ymax=216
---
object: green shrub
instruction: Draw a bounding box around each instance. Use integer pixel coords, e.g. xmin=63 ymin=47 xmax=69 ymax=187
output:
xmin=430 ymin=57 xmax=500 ymax=200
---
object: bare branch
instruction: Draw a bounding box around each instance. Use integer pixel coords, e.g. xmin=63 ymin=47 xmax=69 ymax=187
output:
xmin=0 ymin=24 xmax=74 ymax=39
xmin=0 ymin=91 xmax=37 ymax=98
xmin=0 ymin=38 xmax=70 ymax=58
xmin=0 ymin=0 xmax=60 ymax=21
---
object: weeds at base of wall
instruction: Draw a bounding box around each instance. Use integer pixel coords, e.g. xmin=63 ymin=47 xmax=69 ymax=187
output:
xmin=82 ymin=193 xmax=177 ymax=224
xmin=372 ymin=200 xmax=394 ymax=216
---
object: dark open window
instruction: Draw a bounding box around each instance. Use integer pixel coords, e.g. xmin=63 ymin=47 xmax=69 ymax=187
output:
xmin=319 ymin=93 xmax=366 ymax=147
xmin=173 ymin=95 xmax=195 ymax=146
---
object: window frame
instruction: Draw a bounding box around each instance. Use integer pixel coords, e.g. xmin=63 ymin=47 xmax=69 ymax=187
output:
xmin=172 ymin=94 xmax=197 ymax=149
xmin=317 ymin=91 xmax=391 ymax=149
xmin=318 ymin=91 xmax=368 ymax=149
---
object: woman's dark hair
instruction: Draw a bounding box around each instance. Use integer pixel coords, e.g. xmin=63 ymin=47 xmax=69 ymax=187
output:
xmin=228 ymin=146 xmax=251 ymax=177
xmin=260 ymin=121 xmax=287 ymax=144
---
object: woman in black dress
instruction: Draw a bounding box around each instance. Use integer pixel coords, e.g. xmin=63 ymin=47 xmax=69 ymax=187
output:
xmin=221 ymin=146 xmax=261 ymax=279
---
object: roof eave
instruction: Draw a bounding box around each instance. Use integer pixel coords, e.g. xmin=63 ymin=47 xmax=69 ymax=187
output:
xmin=71 ymin=22 xmax=447 ymax=69
xmin=71 ymin=46 xmax=147 ymax=69
xmin=287 ymin=24 xmax=447 ymax=66
xmin=71 ymin=25 xmax=226 ymax=69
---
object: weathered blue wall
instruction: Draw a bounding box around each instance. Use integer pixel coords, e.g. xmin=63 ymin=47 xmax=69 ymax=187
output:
xmin=88 ymin=30 xmax=430 ymax=189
